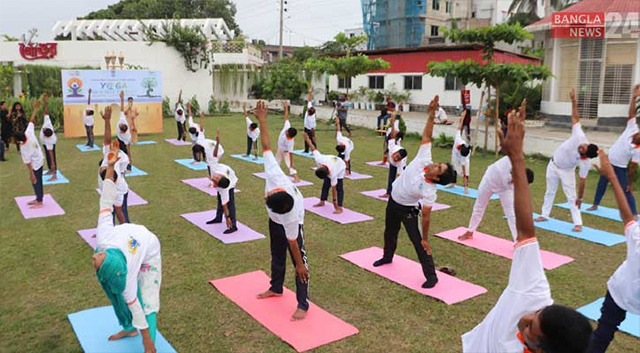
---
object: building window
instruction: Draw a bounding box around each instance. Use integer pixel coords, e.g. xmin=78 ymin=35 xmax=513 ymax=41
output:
xmin=404 ymin=76 xmax=423 ymax=90
xmin=432 ymin=0 xmax=440 ymax=11
xmin=445 ymin=1 xmax=452 ymax=13
xmin=430 ymin=25 xmax=439 ymax=37
xmin=338 ymin=77 xmax=352 ymax=89
xmin=445 ymin=75 xmax=464 ymax=91
xmin=368 ymin=75 xmax=384 ymax=89
xmin=602 ymin=40 xmax=636 ymax=105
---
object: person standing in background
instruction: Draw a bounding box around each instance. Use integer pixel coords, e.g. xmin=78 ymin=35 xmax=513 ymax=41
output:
xmin=1 ymin=101 xmax=12 ymax=156
xmin=84 ymin=89 xmax=96 ymax=148
xmin=336 ymin=95 xmax=352 ymax=138
xmin=9 ymin=102 xmax=27 ymax=152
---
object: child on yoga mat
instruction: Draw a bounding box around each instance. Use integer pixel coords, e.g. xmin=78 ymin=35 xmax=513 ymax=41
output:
xmin=14 ymin=99 xmax=44 ymax=208
xmin=379 ymin=111 xmax=407 ymax=199
xmin=587 ymin=149 xmax=639 ymax=353
xmin=334 ymin=117 xmax=354 ymax=176
xmin=447 ymin=110 xmax=471 ymax=193
xmin=462 ymin=100 xmax=592 ymax=353
xmin=39 ymin=93 xmax=58 ymax=182
xmin=242 ymin=103 xmax=260 ymax=160
xmin=254 ymin=100 xmax=309 ymax=321
xmin=99 ymin=106 xmax=130 ymax=224
xmin=187 ymin=102 xmax=204 ymax=164
xmin=276 ymin=101 xmax=300 ymax=183
xmin=92 ymin=145 xmax=162 ymax=353
xmin=205 ymin=129 xmax=239 ymax=234
xmin=303 ymin=132 xmax=346 ymax=214
xmin=117 ymin=91 xmax=133 ymax=172
xmin=372 ymin=96 xmax=456 ymax=289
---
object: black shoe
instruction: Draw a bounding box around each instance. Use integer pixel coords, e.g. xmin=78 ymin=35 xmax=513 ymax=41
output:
xmin=373 ymin=257 xmax=392 ymax=267
xmin=223 ymin=226 xmax=238 ymax=234
xmin=206 ymin=218 xmax=222 ymax=224
xmin=422 ymin=275 xmax=438 ymax=289
xmin=0 ymin=158 xmax=6 ymax=162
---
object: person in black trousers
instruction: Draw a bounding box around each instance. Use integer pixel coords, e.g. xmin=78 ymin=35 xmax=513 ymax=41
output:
xmin=0 ymin=101 xmax=11 ymax=155
xmin=15 ymin=99 xmax=45 ymax=207
xmin=336 ymin=95 xmax=351 ymax=137
xmin=303 ymin=88 xmax=317 ymax=153
xmin=379 ymin=113 xmax=408 ymax=198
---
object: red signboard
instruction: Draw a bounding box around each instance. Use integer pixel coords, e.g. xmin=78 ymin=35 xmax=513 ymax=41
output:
xmin=551 ymin=12 xmax=605 ymax=38
xmin=19 ymin=42 xmax=57 ymax=60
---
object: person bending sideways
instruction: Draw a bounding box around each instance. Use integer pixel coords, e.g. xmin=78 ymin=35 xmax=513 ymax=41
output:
xmin=99 ymin=106 xmax=130 ymax=224
xmin=15 ymin=99 xmax=44 ymax=208
xmin=276 ymin=101 xmax=300 ymax=183
xmin=373 ymin=96 xmax=457 ymax=289
xmin=39 ymin=93 xmax=58 ymax=182
xmin=192 ymin=113 xmax=225 ymax=177
xmin=117 ymin=91 xmax=133 ymax=172
xmin=380 ymin=102 xmax=400 ymax=166
xmin=589 ymin=84 xmax=639 ymax=215
xmin=334 ymin=117 xmax=354 ymax=175
xmin=187 ymin=102 xmax=205 ymax=164
xmin=303 ymin=132 xmax=347 ymax=214
xmin=253 ymin=100 xmax=310 ymax=321
xmin=535 ymin=88 xmax=598 ymax=232
xmin=93 ymin=147 xmax=161 ymax=353
xmin=303 ymin=87 xmax=317 ymax=153
xmin=379 ymin=112 xmax=408 ymax=199
xmin=448 ymin=111 xmax=471 ymax=194
xmin=462 ymin=102 xmax=592 ymax=353
xmin=587 ymin=149 xmax=640 ymax=353
xmin=205 ymin=131 xmax=239 ymax=234
xmin=242 ymin=103 xmax=260 ymax=159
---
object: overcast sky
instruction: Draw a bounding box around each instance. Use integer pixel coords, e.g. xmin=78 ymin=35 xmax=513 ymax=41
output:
xmin=0 ymin=0 xmax=363 ymax=46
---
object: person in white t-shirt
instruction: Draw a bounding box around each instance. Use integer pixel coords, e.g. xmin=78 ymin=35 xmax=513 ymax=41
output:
xmin=373 ymin=96 xmax=457 ymax=289
xmin=379 ymin=111 xmax=408 ymax=198
xmin=276 ymin=101 xmax=300 ymax=183
xmin=462 ymin=102 xmax=592 ymax=353
xmin=253 ymin=100 xmax=310 ymax=321
xmin=448 ymin=111 xmax=471 ymax=193
xmin=303 ymin=87 xmax=317 ymax=153
xmin=379 ymin=101 xmax=400 ymax=166
xmin=116 ymin=91 xmax=133 ymax=172
xmin=92 ymin=150 xmax=161 ymax=353
xmin=99 ymin=106 xmax=130 ymax=224
xmin=535 ymin=89 xmax=598 ymax=232
xmin=589 ymin=84 xmax=639 ymax=216
xmin=83 ymin=89 xmax=96 ymax=148
xmin=15 ymin=99 xmax=44 ymax=208
xmin=187 ymin=102 xmax=205 ymax=164
xmin=242 ymin=103 xmax=260 ymax=160
xmin=303 ymin=132 xmax=347 ymax=214
xmin=192 ymin=119 xmax=225 ymax=175
xmin=39 ymin=94 xmax=58 ymax=182
xmin=175 ymin=90 xmax=187 ymax=141
xmin=204 ymin=131 xmax=239 ymax=234
xmin=334 ymin=117 xmax=354 ymax=175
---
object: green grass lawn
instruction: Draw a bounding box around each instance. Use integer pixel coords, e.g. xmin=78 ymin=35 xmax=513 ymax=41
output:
xmin=0 ymin=113 xmax=637 ymax=353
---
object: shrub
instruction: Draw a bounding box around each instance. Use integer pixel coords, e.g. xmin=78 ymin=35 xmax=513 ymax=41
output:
xmin=219 ymin=99 xmax=230 ymax=114
xmin=189 ymin=95 xmax=200 ymax=114
xmin=162 ymin=96 xmax=173 ymax=117
xmin=327 ymin=90 xmax=342 ymax=102
xmin=433 ymin=132 xmax=454 ymax=148
xmin=208 ymin=95 xmax=218 ymax=114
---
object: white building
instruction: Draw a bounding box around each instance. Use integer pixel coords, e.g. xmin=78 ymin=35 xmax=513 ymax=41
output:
xmin=344 ymin=27 xmax=368 ymax=51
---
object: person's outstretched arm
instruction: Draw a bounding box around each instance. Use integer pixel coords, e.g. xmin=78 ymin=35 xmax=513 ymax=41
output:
xmin=595 ymin=150 xmax=636 ymax=224
xmin=255 ymin=101 xmax=270 ymax=151
xmin=213 ymin=128 xmax=220 ymax=158
xmin=570 ymin=88 xmax=580 ymax=126
xmin=389 ymin=111 xmax=397 ymax=140
xmin=423 ymin=96 xmax=438 ymax=144
xmin=199 ymin=109 xmax=204 ymax=132
xmin=176 ymin=89 xmax=182 ymax=109
xmin=307 ymin=86 xmax=313 ymax=103
xmin=43 ymin=93 xmax=49 ymax=116
xmin=335 ymin=117 xmax=340 ymax=136
xmin=102 ymin=106 xmax=112 ymax=145
xmin=458 ymin=109 xmax=466 ymax=132
xmin=629 ymin=84 xmax=639 ymax=121
xmin=29 ymin=99 xmax=39 ymax=125
xmin=119 ymin=91 xmax=125 ymax=112
xmin=87 ymin=88 xmax=92 ymax=105
xmin=283 ymin=101 xmax=289 ymax=122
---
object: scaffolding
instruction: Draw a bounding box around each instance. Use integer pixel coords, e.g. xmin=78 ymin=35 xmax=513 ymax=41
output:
xmin=362 ymin=0 xmax=427 ymax=50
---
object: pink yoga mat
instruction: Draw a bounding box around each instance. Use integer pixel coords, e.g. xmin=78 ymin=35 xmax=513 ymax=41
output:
xmin=253 ymin=172 xmax=313 ymax=187
xmin=340 ymin=247 xmax=487 ymax=305
xmin=365 ymin=161 xmax=389 ymax=169
xmin=210 ymin=270 xmax=359 ymax=352
xmin=165 ymin=138 xmax=191 ymax=146
xmin=15 ymin=194 xmax=65 ymax=219
xmin=303 ymin=197 xmax=373 ymax=224
xmin=181 ymin=178 xmax=242 ymax=197
xmin=77 ymin=228 xmax=97 ymax=249
xmin=95 ymin=189 xmax=148 ymax=206
xmin=181 ymin=210 xmax=265 ymax=244
xmin=360 ymin=189 xmax=451 ymax=211
xmin=436 ymin=227 xmax=574 ymax=270
xmin=311 ymin=167 xmax=372 ymax=180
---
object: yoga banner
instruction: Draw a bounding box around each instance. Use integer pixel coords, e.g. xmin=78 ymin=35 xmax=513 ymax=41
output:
xmin=61 ymin=70 xmax=163 ymax=137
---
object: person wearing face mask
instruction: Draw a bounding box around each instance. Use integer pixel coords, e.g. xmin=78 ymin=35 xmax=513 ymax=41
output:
xmin=462 ymin=101 xmax=592 ymax=353
xmin=372 ymin=96 xmax=457 ymax=289
xmin=378 ymin=111 xmax=408 ymax=199
xmin=174 ymin=90 xmax=187 ymax=141
xmin=83 ymin=89 xmax=96 ymax=148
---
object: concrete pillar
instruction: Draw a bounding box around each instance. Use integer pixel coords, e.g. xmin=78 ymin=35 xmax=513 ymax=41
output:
xmin=550 ymin=37 xmax=560 ymax=102
xmin=12 ymin=70 xmax=22 ymax=98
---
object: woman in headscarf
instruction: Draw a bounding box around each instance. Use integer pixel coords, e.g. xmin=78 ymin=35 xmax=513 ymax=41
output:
xmin=92 ymin=128 xmax=162 ymax=353
xmin=9 ymin=102 xmax=27 ymax=151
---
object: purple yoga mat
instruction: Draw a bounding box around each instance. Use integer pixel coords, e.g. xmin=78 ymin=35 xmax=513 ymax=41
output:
xmin=181 ymin=178 xmax=242 ymax=196
xmin=303 ymin=197 xmax=373 ymax=224
xmin=365 ymin=161 xmax=389 ymax=169
xmin=77 ymin=228 xmax=97 ymax=249
xmin=165 ymin=138 xmax=191 ymax=146
xmin=95 ymin=189 xmax=148 ymax=206
xmin=15 ymin=194 xmax=65 ymax=219
xmin=253 ymin=172 xmax=313 ymax=187
xmin=360 ymin=189 xmax=451 ymax=211
xmin=181 ymin=210 xmax=265 ymax=244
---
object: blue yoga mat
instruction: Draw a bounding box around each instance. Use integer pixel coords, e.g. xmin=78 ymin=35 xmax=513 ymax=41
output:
xmin=436 ymin=184 xmax=499 ymax=200
xmin=42 ymin=170 xmax=69 ymax=185
xmin=174 ymin=159 xmax=208 ymax=171
xmin=76 ymin=144 xmax=101 ymax=152
xmin=577 ymin=298 xmax=640 ymax=337
xmin=126 ymin=166 xmax=148 ymax=177
xmin=68 ymin=306 xmax=177 ymax=353
xmin=134 ymin=140 xmax=156 ymax=145
xmin=531 ymin=213 xmax=624 ymax=246
xmin=555 ymin=202 xmax=622 ymax=222
xmin=231 ymin=154 xmax=264 ymax=164
xmin=291 ymin=149 xmax=315 ymax=159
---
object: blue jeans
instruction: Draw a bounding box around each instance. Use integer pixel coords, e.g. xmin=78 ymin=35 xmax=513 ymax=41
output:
xmin=593 ymin=165 xmax=637 ymax=215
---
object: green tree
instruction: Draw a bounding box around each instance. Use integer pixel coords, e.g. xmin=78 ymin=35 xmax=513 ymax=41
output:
xmin=259 ymin=59 xmax=308 ymax=101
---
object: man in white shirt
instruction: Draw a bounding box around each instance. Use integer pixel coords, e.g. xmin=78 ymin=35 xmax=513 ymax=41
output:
xmin=175 ymin=90 xmax=187 ymax=141
xmin=303 ymin=133 xmax=347 ymax=214
xmin=449 ymin=112 xmax=471 ymax=193
xmin=117 ymin=91 xmax=133 ymax=172
xmin=187 ymin=103 xmax=204 ymax=164
xmin=303 ymin=87 xmax=317 ymax=153
xmin=193 ymin=124 xmax=225 ymax=175
xmin=205 ymin=132 xmax=239 ymax=234
xmin=253 ymin=100 xmax=310 ymax=322
xmin=40 ymin=93 xmax=58 ymax=182
xmin=15 ymin=99 xmax=44 ymax=208
xmin=588 ymin=150 xmax=640 ymax=352
xmin=276 ymin=101 xmax=300 ymax=183
xmin=92 ymin=149 xmax=161 ymax=353
xmin=380 ymin=102 xmax=401 ymax=166
xmin=83 ymin=89 xmax=95 ymax=148
xmin=373 ymin=96 xmax=457 ymax=289
xmin=242 ymin=103 xmax=260 ymax=160
xmin=99 ymin=106 xmax=130 ymax=224
xmin=462 ymin=101 xmax=592 ymax=353
xmin=589 ymin=84 xmax=639 ymax=215
xmin=535 ymin=89 xmax=598 ymax=232
xmin=334 ymin=117 xmax=354 ymax=175
xmin=379 ymin=112 xmax=408 ymax=198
